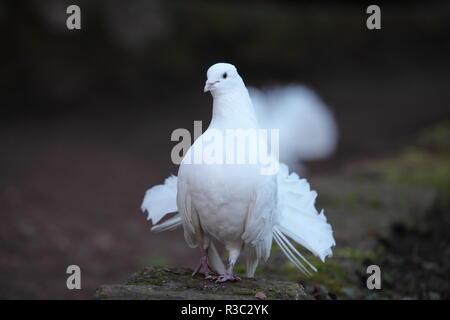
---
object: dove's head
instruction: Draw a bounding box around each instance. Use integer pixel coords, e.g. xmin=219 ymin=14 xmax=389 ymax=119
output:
xmin=204 ymin=63 xmax=246 ymax=96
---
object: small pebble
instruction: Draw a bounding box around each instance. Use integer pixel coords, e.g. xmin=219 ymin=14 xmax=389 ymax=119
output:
xmin=255 ymin=291 xmax=267 ymax=300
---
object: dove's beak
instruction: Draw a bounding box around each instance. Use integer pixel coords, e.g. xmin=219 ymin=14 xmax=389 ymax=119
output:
xmin=204 ymin=81 xmax=218 ymax=93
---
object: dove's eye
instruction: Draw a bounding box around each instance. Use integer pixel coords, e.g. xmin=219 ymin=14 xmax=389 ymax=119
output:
xmin=222 ymin=72 xmax=227 ymax=79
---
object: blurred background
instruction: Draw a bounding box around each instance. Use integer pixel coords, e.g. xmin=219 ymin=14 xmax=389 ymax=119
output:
xmin=0 ymin=0 xmax=449 ymax=299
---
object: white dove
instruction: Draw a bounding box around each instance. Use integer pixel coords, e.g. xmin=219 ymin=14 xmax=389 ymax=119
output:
xmin=249 ymin=85 xmax=338 ymax=166
xmin=141 ymin=63 xmax=335 ymax=282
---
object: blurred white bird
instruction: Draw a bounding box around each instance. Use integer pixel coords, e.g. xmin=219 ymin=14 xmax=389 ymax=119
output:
xmin=141 ymin=63 xmax=335 ymax=282
xmin=249 ymin=85 xmax=338 ymax=166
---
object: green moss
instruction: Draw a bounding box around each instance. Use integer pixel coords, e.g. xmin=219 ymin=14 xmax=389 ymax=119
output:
xmin=374 ymin=149 xmax=450 ymax=195
xmin=139 ymin=278 xmax=165 ymax=286
xmin=334 ymin=247 xmax=384 ymax=264
xmin=320 ymin=193 xmax=356 ymax=210
xmin=266 ymin=286 xmax=288 ymax=299
xmin=233 ymin=264 xmax=246 ymax=275
xmin=127 ymin=268 xmax=178 ymax=286
xmin=360 ymin=122 xmax=450 ymax=195
xmin=96 ymin=290 xmax=108 ymax=300
xmin=234 ymin=263 xmax=263 ymax=276
xmin=278 ymin=251 xmax=349 ymax=293
xmin=418 ymin=121 xmax=450 ymax=153
xmin=367 ymin=198 xmax=383 ymax=210
xmin=309 ymin=260 xmax=348 ymax=293
xmin=265 ymin=292 xmax=277 ymax=299
xmin=271 ymin=243 xmax=281 ymax=253
xmin=320 ymin=192 xmax=384 ymax=211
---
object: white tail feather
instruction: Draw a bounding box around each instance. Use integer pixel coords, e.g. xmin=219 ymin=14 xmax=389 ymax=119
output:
xmin=243 ymin=244 xmax=259 ymax=278
xmin=274 ymin=164 xmax=335 ymax=274
xmin=273 ymin=228 xmax=312 ymax=275
xmin=141 ymin=175 xmax=178 ymax=225
xmin=275 ymin=227 xmax=317 ymax=272
xmin=151 ymin=214 xmax=182 ymax=232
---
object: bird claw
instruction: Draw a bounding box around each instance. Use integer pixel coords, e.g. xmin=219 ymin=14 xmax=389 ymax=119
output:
xmin=215 ymin=274 xmax=241 ymax=283
xmin=192 ymin=254 xmax=241 ymax=283
xmin=204 ymin=274 xmax=218 ymax=280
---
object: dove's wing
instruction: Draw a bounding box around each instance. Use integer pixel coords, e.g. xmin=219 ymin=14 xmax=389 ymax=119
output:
xmin=241 ymin=174 xmax=277 ymax=266
xmin=176 ymin=176 xmax=198 ymax=248
xmin=177 ymin=173 xmax=227 ymax=274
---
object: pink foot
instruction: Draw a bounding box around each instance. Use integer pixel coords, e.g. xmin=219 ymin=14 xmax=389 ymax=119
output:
xmin=215 ymin=273 xmax=241 ymax=283
xmin=205 ymin=274 xmax=218 ymax=281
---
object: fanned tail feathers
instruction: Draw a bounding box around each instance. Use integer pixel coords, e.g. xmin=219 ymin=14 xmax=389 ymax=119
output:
xmin=274 ymin=164 xmax=336 ymax=275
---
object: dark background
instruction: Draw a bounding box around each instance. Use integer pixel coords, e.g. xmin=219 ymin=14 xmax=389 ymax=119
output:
xmin=0 ymin=1 xmax=449 ymax=299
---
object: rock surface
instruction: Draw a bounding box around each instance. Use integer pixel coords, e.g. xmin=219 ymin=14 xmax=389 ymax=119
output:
xmin=95 ymin=266 xmax=312 ymax=300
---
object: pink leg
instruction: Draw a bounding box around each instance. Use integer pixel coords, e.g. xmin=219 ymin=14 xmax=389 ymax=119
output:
xmin=192 ymin=252 xmax=218 ymax=280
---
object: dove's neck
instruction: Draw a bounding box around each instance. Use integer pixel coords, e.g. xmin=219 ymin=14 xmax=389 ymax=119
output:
xmin=210 ymin=87 xmax=259 ymax=129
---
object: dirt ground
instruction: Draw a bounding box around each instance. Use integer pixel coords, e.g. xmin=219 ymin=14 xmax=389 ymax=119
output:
xmin=0 ymin=108 xmax=197 ymax=299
